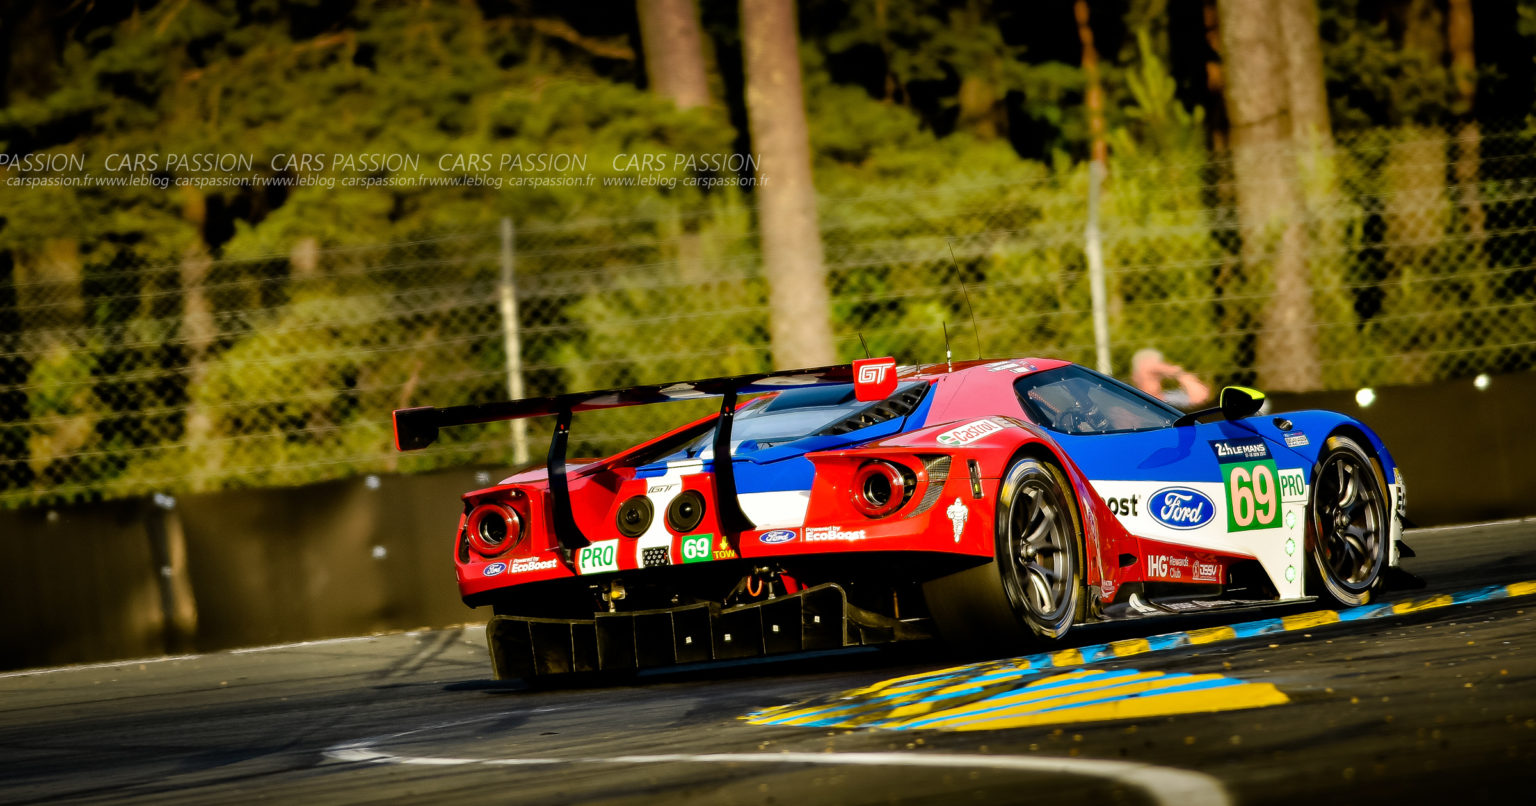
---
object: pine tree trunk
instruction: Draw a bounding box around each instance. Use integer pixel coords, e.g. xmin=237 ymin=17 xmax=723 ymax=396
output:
xmin=178 ymin=187 xmax=219 ymax=489
xmin=955 ymin=2 xmax=1004 ymax=140
xmin=1276 ymin=0 xmax=1345 ymax=383
xmin=1447 ymin=0 xmax=1488 ymax=304
xmin=1276 ymin=0 xmax=1330 ymax=145
xmin=636 ymin=0 xmax=712 ymax=110
xmin=741 ymin=0 xmax=835 ymax=368
xmin=1276 ymin=0 xmax=1334 ymax=200
xmin=956 ymin=74 xmax=1001 ymax=140
xmin=14 ymin=239 xmax=92 ymax=483
xmin=1218 ymin=0 xmax=1319 ymax=391
xmin=1073 ymin=0 xmax=1108 ymax=167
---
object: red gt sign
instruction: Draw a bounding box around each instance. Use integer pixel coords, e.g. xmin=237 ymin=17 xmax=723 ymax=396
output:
xmin=853 ymin=357 xmax=898 ymax=401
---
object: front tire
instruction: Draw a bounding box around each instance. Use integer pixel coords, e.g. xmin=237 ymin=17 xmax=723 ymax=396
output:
xmin=924 ymin=456 xmax=1085 ymax=651
xmin=1308 ymin=435 xmax=1389 ymax=606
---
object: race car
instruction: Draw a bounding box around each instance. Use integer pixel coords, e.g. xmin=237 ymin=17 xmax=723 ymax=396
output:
xmin=392 ymin=357 xmax=1409 ymax=680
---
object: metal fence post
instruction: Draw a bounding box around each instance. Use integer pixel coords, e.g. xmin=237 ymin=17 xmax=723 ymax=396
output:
xmin=1086 ymin=159 xmax=1112 ymax=375
xmin=499 ymin=217 xmax=529 ymax=466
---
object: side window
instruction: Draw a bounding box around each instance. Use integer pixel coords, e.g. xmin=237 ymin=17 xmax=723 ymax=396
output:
xmin=1014 ymin=366 xmax=1181 ymax=435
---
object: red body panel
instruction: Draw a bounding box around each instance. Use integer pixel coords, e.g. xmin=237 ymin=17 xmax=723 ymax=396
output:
xmin=452 ymin=358 xmax=1260 ymax=605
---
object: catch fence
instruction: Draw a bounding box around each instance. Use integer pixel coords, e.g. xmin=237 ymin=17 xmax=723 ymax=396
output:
xmin=3 ymin=123 xmax=1534 ymax=507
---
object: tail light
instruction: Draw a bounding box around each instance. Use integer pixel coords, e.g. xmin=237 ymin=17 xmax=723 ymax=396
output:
xmin=851 ymin=461 xmax=911 ymax=518
xmin=616 ymin=496 xmax=654 ymax=537
xmin=466 ymin=503 xmax=522 ymax=557
xmin=666 ymin=490 xmax=707 ymax=532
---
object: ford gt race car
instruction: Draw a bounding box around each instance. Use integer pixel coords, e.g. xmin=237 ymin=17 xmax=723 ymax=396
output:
xmin=392 ymin=357 xmax=1409 ymax=680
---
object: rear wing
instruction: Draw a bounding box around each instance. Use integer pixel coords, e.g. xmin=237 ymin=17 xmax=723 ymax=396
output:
xmin=392 ymin=358 xmax=897 ymax=555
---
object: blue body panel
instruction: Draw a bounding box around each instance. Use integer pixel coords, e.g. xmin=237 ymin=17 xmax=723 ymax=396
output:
xmin=1049 ymin=410 xmax=1395 ymax=489
xmin=633 ymin=382 xmax=938 ymax=494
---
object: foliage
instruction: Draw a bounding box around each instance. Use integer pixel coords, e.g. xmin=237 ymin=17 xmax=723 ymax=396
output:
xmin=2 ymin=1 xmax=1535 ymax=507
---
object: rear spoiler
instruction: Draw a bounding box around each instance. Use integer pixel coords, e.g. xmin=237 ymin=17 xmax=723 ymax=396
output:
xmin=392 ymin=358 xmax=897 ymax=554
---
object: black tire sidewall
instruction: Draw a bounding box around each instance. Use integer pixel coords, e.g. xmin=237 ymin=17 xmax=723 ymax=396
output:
xmin=1308 ymin=435 xmax=1389 ymax=606
xmin=994 ymin=457 xmax=1084 ymax=639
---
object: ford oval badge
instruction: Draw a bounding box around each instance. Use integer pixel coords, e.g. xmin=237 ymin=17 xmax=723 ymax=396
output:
xmin=1148 ymin=487 xmax=1216 ymax=530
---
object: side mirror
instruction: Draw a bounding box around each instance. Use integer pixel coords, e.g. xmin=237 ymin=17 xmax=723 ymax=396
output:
xmin=1219 ymin=386 xmax=1265 ymax=420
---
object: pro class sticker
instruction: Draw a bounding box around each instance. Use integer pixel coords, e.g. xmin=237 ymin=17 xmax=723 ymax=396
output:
xmin=1277 ymin=468 xmax=1308 ymax=503
xmin=578 ymin=540 xmax=620 ymax=574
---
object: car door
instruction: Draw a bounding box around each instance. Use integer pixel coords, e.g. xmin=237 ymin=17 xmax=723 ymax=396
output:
xmin=1012 ymin=367 xmax=1310 ymax=600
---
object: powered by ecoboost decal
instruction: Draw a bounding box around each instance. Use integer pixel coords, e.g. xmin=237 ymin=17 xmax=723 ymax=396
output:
xmin=1148 ymin=487 xmax=1216 ymax=530
xmin=804 ymin=526 xmax=868 ymax=542
xmin=578 ymin=539 xmax=620 ymax=574
xmin=1210 ymin=438 xmax=1281 ymax=532
xmin=508 ymin=556 xmax=559 ymax=573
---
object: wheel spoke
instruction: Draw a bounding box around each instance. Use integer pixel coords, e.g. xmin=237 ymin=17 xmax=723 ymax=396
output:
xmin=1342 ymin=526 xmax=1372 ymax=561
xmin=1023 ymin=507 xmax=1056 ymax=556
xmin=1339 ymin=463 xmax=1358 ymax=507
xmin=1025 ymin=564 xmax=1056 ymax=612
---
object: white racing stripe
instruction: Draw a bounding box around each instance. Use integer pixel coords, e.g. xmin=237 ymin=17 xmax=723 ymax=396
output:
xmin=324 ymin=738 xmax=1229 ymax=806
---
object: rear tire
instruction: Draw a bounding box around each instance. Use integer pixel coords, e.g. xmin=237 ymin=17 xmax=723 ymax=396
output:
xmin=1308 ymin=435 xmax=1389 ymax=606
xmin=924 ymin=456 xmax=1085 ymax=651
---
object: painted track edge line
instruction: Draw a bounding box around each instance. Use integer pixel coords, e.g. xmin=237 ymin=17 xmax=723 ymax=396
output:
xmin=321 ymin=745 xmax=1229 ymax=806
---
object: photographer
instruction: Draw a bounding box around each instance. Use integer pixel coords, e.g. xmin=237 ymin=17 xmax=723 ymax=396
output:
xmin=1130 ymin=348 xmax=1210 ymax=409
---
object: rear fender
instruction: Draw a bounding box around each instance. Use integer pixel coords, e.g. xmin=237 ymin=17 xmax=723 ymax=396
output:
xmin=818 ymin=418 xmax=1125 ymax=604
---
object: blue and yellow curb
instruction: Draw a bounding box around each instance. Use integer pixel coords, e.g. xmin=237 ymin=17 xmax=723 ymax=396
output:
xmin=745 ymin=580 xmax=1536 ymax=731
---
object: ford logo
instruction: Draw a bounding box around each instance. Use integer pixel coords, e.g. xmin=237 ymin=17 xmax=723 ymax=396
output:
xmin=759 ymin=529 xmax=797 ymax=544
xmin=482 ymin=562 xmax=507 ymax=577
xmin=1148 ymin=487 xmax=1215 ymax=530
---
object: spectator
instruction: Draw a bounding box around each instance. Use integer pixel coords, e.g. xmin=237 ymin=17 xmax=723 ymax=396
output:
xmin=1130 ymin=348 xmax=1210 ymax=409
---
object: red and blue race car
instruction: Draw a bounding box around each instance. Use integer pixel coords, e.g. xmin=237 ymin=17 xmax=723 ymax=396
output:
xmin=392 ymin=357 xmax=1408 ymax=680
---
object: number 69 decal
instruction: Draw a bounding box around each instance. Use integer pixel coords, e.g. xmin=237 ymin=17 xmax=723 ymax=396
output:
xmin=1226 ymin=461 xmax=1280 ymax=531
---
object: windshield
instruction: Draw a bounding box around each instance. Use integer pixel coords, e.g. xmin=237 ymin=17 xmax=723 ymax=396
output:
xmin=681 ymin=381 xmax=928 ymax=457
xmin=1014 ymin=365 xmax=1182 ymax=435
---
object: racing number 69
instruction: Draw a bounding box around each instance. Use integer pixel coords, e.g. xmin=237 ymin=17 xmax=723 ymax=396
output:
xmin=1230 ymin=464 xmax=1277 ymax=527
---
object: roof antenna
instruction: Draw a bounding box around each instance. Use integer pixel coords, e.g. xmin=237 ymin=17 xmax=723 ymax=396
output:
xmin=947 ymin=239 xmax=983 ymax=359
xmin=942 ymin=321 xmax=953 ymax=372
xmin=858 ymin=332 xmax=871 ymax=360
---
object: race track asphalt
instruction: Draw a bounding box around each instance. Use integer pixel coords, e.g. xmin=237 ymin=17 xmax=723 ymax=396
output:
xmin=2 ymin=519 xmax=1533 ymax=805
